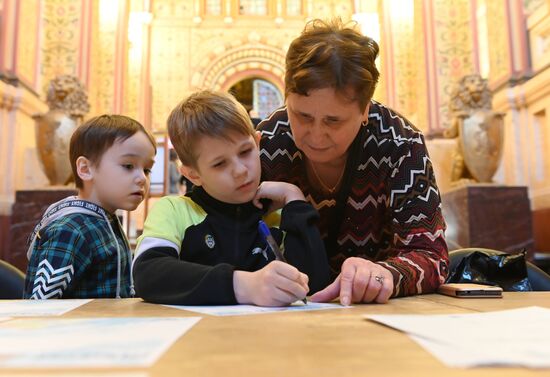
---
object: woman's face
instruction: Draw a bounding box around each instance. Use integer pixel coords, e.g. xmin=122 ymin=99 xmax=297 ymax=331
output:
xmin=286 ymin=87 xmax=369 ymax=165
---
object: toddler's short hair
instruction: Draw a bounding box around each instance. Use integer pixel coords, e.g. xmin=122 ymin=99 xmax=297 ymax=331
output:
xmin=167 ymin=90 xmax=255 ymax=168
xmin=69 ymin=114 xmax=156 ymax=188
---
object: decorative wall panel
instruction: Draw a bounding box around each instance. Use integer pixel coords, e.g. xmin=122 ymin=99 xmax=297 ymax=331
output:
xmin=150 ymin=17 xmax=301 ymax=132
xmin=41 ymin=0 xmax=81 ymax=91
xmin=310 ymin=0 xmax=352 ymax=20
xmin=433 ymin=0 xmax=475 ymax=131
xmin=152 ymin=0 xmax=193 ymax=18
xmin=150 ymin=24 xmax=191 ymax=132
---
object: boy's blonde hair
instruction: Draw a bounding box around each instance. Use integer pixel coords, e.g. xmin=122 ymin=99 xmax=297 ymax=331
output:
xmin=167 ymin=90 xmax=255 ymax=167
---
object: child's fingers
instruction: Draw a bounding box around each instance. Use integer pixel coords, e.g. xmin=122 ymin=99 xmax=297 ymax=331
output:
xmin=252 ymin=183 xmax=266 ymax=208
xmin=271 ymin=262 xmax=309 ymax=292
xmin=252 ymin=196 xmax=263 ymax=209
xmin=270 ymin=272 xmax=308 ymax=300
xmin=299 ymin=273 xmax=309 ymax=293
xmin=270 ymin=260 xmax=301 ymax=280
xmin=270 ymin=286 xmax=303 ymax=305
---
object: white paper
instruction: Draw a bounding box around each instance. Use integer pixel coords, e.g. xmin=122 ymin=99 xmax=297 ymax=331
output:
xmin=164 ymin=301 xmax=345 ymax=316
xmin=366 ymin=306 xmax=550 ymax=368
xmin=0 ymin=299 xmax=92 ymax=317
xmin=0 ymin=317 xmax=201 ymax=368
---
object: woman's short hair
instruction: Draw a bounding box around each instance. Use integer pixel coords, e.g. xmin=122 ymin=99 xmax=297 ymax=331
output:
xmin=167 ymin=90 xmax=255 ymax=168
xmin=285 ymin=18 xmax=380 ymax=112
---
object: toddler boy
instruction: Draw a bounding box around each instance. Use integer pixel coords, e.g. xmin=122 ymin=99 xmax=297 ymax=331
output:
xmin=24 ymin=114 xmax=156 ymax=299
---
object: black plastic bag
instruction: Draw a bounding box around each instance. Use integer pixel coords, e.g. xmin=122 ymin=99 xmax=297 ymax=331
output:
xmin=446 ymin=250 xmax=532 ymax=291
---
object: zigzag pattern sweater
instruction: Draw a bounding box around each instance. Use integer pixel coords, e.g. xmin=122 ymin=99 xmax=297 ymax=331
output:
xmin=258 ymin=102 xmax=449 ymax=297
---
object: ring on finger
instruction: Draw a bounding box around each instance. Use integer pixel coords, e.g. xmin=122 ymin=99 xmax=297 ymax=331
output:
xmin=374 ymin=275 xmax=384 ymax=284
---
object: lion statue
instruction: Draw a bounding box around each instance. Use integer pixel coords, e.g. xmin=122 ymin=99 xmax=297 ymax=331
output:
xmin=444 ymin=74 xmax=504 ymax=185
xmin=34 ymin=75 xmax=90 ymax=185
xmin=45 ymin=75 xmax=90 ymax=117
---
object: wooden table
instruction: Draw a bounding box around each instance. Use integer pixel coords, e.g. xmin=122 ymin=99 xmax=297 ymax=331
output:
xmin=3 ymin=292 xmax=550 ymax=376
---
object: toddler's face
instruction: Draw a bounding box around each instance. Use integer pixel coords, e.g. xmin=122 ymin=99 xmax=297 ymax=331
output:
xmin=186 ymin=132 xmax=261 ymax=204
xmin=90 ymin=131 xmax=156 ymax=213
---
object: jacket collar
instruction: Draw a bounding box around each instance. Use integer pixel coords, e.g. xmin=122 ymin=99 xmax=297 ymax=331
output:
xmin=189 ymin=186 xmax=268 ymax=220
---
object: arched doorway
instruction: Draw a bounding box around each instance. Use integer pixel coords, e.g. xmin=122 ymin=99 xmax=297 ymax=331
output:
xmin=229 ymin=77 xmax=283 ymax=120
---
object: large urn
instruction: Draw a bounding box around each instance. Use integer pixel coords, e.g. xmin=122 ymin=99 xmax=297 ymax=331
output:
xmin=33 ymin=110 xmax=81 ymax=185
xmin=33 ymin=75 xmax=89 ymax=186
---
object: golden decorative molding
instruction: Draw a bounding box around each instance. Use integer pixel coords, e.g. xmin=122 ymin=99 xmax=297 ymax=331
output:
xmin=0 ymin=81 xmax=47 ymax=116
xmin=528 ymin=0 xmax=550 ymax=73
xmin=192 ymin=45 xmax=285 ymax=91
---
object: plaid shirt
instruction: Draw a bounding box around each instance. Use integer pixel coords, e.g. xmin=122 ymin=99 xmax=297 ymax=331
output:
xmin=24 ymin=212 xmax=131 ymax=299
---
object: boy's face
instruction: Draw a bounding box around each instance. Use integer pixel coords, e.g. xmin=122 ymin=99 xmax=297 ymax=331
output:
xmin=183 ymin=132 xmax=261 ymax=204
xmin=85 ymin=131 xmax=156 ymax=213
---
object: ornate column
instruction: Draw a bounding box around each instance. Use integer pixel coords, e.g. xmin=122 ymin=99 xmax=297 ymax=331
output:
xmin=88 ymin=0 xmax=125 ymax=116
xmin=0 ymin=0 xmax=41 ymax=90
xmin=126 ymin=1 xmax=152 ymax=125
xmin=0 ymin=80 xmax=48 ymax=261
xmin=379 ymin=0 xmax=416 ymax=124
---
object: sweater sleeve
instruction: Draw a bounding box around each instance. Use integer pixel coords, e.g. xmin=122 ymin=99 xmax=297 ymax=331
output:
xmin=132 ymin=196 xmax=238 ymax=305
xmin=377 ymin=138 xmax=449 ymax=297
xmin=133 ymin=247 xmax=237 ymax=305
xmin=24 ymin=223 xmax=89 ymax=299
xmin=277 ymin=200 xmax=331 ymax=294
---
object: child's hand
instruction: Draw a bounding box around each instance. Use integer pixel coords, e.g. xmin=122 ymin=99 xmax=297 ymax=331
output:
xmin=253 ymin=181 xmax=305 ymax=212
xmin=233 ymin=261 xmax=309 ymax=306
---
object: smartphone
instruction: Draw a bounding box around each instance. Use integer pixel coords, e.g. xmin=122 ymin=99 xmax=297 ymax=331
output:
xmin=437 ymin=283 xmax=503 ymax=298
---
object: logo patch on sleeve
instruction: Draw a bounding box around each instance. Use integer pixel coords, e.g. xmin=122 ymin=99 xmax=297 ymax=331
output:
xmin=204 ymin=234 xmax=215 ymax=249
xmin=252 ymin=246 xmax=268 ymax=260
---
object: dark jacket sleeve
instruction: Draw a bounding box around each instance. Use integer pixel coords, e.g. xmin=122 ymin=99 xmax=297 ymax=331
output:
xmin=278 ymin=200 xmax=331 ymax=293
xmin=133 ymin=247 xmax=237 ymax=305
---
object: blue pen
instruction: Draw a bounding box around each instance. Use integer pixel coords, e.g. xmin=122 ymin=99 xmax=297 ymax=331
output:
xmin=258 ymin=220 xmax=307 ymax=304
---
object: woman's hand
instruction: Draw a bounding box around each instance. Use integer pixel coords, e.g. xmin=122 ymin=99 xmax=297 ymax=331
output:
xmin=310 ymin=257 xmax=393 ymax=305
xmin=253 ymin=181 xmax=305 ymax=212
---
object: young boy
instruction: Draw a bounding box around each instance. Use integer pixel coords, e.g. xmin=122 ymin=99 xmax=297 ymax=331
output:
xmin=24 ymin=115 xmax=156 ymax=299
xmin=133 ymin=91 xmax=330 ymax=306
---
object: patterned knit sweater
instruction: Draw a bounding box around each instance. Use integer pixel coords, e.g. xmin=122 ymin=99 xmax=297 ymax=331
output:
xmin=258 ymin=102 xmax=449 ymax=297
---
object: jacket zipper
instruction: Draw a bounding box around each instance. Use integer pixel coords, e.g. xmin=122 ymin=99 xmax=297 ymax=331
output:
xmin=234 ymin=206 xmax=241 ymax=261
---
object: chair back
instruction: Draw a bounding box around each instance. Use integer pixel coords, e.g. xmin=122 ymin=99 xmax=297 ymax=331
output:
xmin=448 ymin=248 xmax=550 ymax=291
xmin=0 ymin=259 xmax=25 ymax=299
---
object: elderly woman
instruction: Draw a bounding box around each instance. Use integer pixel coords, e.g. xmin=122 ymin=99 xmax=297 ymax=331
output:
xmin=257 ymin=19 xmax=448 ymax=305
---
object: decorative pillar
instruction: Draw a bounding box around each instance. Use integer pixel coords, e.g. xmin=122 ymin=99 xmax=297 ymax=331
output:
xmin=224 ymin=0 xmax=233 ymax=24
xmin=0 ymin=81 xmax=48 ymax=262
xmin=126 ymin=0 xmax=152 ymax=125
xmin=89 ymin=0 xmax=124 ymax=115
xmin=0 ymin=0 xmax=41 ymax=91
xmin=0 ymin=0 xmax=18 ymax=77
xmin=78 ymin=0 xmax=94 ymax=87
xmin=379 ymin=0 xmax=418 ymax=126
xmin=114 ymin=0 xmax=129 ymax=114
